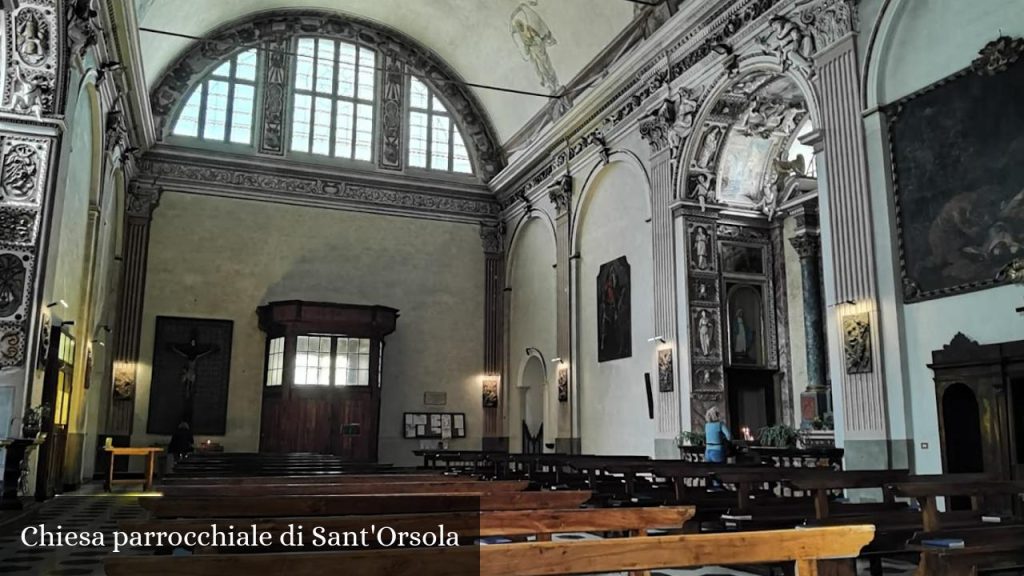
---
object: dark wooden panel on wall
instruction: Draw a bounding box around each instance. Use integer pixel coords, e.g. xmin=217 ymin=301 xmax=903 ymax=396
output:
xmin=887 ymin=38 xmax=1024 ymax=301
xmin=147 ymin=317 xmax=233 ymax=435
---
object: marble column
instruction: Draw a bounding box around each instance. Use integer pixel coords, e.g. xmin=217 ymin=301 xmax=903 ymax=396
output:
xmin=790 ymin=232 xmax=829 ymax=425
xmin=480 ymin=223 xmax=507 ymax=451
xmin=108 ymin=183 xmax=161 ymax=435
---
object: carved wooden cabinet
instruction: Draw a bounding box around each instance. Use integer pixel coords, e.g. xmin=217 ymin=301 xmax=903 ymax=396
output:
xmin=257 ymin=301 xmax=398 ymax=462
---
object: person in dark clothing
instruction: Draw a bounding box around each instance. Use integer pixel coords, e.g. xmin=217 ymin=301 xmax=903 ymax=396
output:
xmin=168 ymin=421 xmax=194 ymax=460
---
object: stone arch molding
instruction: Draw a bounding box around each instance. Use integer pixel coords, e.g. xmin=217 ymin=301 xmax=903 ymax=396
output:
xmin=150 ymin=9 xmax=505 ymax=181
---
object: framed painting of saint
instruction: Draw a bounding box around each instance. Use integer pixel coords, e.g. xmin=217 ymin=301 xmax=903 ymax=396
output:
xmin=597 ymin=256 xmax=631 ymax=362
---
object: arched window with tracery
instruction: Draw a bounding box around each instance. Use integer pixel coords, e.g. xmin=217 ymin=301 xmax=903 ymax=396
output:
xmin=172 ymin=49 xmax=258 ymax=144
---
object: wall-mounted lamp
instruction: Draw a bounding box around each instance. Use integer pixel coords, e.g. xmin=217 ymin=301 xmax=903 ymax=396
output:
xmin=90 ymin=339 xmax=105 ymax=347
xmin=828 ymin=299 xmax=856 ymax=308
xmin=100 ymin=325 xmax=112 ymax=333
xmin=61 ymin=321 xmax=75 ymax=327
xmin=647 ymin=336 xmax=666 ymax=344
xmin=551 ymin=357 xmax=563 ymax=364
xmin=46 ymin=300 xmax=68 ymax=309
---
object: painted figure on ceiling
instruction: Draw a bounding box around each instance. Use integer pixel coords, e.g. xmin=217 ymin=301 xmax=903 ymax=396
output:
xmin=511 ymin=0 xmax=561 ymax=93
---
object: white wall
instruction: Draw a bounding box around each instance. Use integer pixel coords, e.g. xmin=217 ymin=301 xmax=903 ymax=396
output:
xmin=138 ymin=192 xmax=485 ymax=466
xmin=506 ymin=217 xmax=557 ymax=452
xmin=863 ymin=0 xmax=1024 ymax=472
xmin=576 ymin=159 xmax=656 ymax=456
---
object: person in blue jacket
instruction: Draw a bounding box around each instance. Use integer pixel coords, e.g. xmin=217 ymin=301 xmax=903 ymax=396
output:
xmin=704 ymin=406 xmax=732 ymax=463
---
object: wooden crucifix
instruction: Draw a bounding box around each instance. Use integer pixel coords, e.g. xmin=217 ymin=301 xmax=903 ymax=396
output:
xmin=169 ymin=330 xmax=219 ymax=427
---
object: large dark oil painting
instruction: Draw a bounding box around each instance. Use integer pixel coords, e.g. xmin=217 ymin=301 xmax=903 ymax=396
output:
xmin=888 ymin=38 xmax=1024 ymax=301
xmin=597 ymin=256 xmax=631 ymax=362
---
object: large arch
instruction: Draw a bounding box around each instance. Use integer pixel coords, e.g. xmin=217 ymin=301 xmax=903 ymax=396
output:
xmin=573 ymin=158 xmax=655 ymax=456
xmin=149 ymin=9 xmax=505 ymax=181
xmin=506 ymin=216 xmax=557 ymax=453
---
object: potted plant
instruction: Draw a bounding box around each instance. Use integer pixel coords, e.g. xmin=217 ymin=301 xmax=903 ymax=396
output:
xmin=21 ymin=403 xmax=51 ymax=439
xmin=677 ymin=430 xmax=706 ymax=447
xmin=757 ymin=424 xmax=801 ymax=448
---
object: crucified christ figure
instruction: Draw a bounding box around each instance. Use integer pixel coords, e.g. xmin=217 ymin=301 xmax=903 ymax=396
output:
xmin=169 ymin=331 xmax=218 ymax=426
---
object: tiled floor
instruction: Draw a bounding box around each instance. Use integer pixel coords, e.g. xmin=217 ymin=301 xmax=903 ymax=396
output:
xmin=0 ymin=484 xmax=146 ymax=576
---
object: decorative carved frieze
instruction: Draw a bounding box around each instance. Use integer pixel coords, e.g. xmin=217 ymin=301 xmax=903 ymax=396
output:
xmin=259 ymin=38 xmax=291 ymax=156
xmin=2 ymin=0 xmax=63 ymax=118
xmin=149 ymin=11 xmax=504 ymax=181
xmin=842 ymin=313 xmax=872 ymax=374
xmin=379 ymin=52 xmax=404 ymax=171
xmin=795 ymin=0 xmax=855 ymax=52
xmin=137 ymin=155 xmax=498 ymax=221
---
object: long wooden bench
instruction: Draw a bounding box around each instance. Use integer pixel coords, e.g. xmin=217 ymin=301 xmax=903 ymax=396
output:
xmin=105 ymin=525 xmax=874 ymax=576
xmin=120 ymin=506 xmax=696 ymax=551
xmin=160 ymin=473 xmax=469 ymax=486
xmin=141 ymin=490 xmax=594 ymax=518
xmin=160 ymin=480 xmax=530 ymax=497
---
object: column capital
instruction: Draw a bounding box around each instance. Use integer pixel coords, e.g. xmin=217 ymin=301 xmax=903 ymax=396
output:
xmin=479 ymin=222 xmax=504 ymax=255
xmin=789 ymin=233 xmax=821 ymax=259
xmin=126 ymin=182 xmax=162 ymax=221
xmin=548 ymin=175 xmax=572 ymax=216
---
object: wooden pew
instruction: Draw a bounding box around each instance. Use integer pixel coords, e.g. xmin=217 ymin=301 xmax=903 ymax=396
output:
xmin=161 ymin=473 xmax=470 ymax=486
xmin=119 ymin=506 xmax=697 ymax=551
xmin=105 ymin=525 xmax=875 ymax=576
xmin=160 ymin=480 xmax=530 ymax=497
xmin=908 ymin=525 xmax=1024 ymax=576
xmin=887 ymin=476 xmax=1024 ymax=532
xmin=141 ymin=490 xmax=594 ymax=518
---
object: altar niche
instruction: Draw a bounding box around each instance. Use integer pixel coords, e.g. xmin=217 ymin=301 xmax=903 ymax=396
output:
xmin=257 ymin=301 xmax=398 ymax=462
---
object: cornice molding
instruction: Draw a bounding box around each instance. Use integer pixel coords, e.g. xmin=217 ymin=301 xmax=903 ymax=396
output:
xmin=137 ymin=147 xmax=498 ymax=224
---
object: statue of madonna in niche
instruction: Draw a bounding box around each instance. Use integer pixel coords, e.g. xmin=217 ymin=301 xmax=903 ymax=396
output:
xmin=727 ymin=285 xmax=764 ymax=366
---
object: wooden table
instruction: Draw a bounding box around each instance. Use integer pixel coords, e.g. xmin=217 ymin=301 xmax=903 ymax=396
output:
xmin=104 ymin=447 xmax=163 ymax=492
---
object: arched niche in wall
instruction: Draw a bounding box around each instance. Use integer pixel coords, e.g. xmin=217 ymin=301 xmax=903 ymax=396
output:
xmin=505 ymin=215 xmax=556 ymax=454
xmin=674 ymin=64 xmax=824 ymax=431
xmin=573 ymin=157 xmax=655 ymax=456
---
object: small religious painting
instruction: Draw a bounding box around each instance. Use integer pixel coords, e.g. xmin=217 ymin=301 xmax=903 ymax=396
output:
xmin=888 ymin=39 xmax=1024 ymax=300
xmin=482 ymin=378 xmax=499 ymax=408
xmin=727 ymin=284 xmax=764 ymax=366
xmin=147 ymin=317 xmax=233 ymax=435
xmin=721 ymin=243 xmax=765 ymax=275
xmin=597 ymin=256 xmax=631 ymax=362
xmin=657 ymin=348 xmax=674 ymax=393
xmin=691 ymin=308 xmax=719 ymax=361
xmin=842 ymin=313 xmax=872 ymax=374
xmin=557 ymin=365 xmax=568 ymax=402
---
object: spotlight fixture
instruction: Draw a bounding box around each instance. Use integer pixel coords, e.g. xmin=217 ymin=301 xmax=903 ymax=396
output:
xmin=46 ymin=300 xmax=68 ymax=309
xmin=647 ymin=336 xmax=666 ymax=344
xmin=91 ymin=339 xmax=105 ymax=347
xmin=551 ymin=357 xmax=562 ymax=364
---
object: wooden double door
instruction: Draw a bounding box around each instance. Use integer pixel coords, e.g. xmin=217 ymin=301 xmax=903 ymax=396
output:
xmin=260 ymin=383 xmax=379 ymax=461
xmin=35 ymin=327 xmax=74 ymax=500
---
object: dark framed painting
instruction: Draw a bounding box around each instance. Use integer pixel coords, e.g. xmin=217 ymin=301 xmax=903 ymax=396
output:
xmin=147 ymin=316 xmax=233 ymax=435
xmin=597 ymin=256 xmax=631 ymax=362
xmin=657 ymin=348 xmax=674 ymax=392
xmin=720 ymin=243 xmax=765 ymax=275
xmin=887 ymin=37 xmax=1024 ymax=302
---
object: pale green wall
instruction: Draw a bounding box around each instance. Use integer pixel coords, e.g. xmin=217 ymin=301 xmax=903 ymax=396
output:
xmin=861 ymin=0 xmax=1024 ymax=473
xmin=137 ymin=193 xmax=485 ymax=466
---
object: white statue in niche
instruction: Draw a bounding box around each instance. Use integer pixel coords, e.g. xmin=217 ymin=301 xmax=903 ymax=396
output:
xmin=696 ymin=127 xmax=722 ymax=169
xmin=511 ymin=0 xmax=561 ymax=93
xmin=733 ymin=307 xmax=748 ymax=357
xmin=694 ymin=226 xmax=710 ymax=270
xmin=698 ymin=310 xmax=713 ymax=357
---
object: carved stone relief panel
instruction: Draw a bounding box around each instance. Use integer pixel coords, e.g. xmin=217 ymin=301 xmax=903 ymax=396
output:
xmin=2 ymin=0 xmax=63 ymax=117
xmin=0 ymin=206 xmax=38 ymax=244
xmin=842 ymin=313 xmax=872 ymax=374
xmin=0 ymin=320 xmax=26 ymax=367
xmin=1 ymin=140 xmax=46 ymax=205
xmin=378 ymin=52 xmax=404 ymax=171
xmin=0 ymin=247 xmax=33 ymax=322
xmin=259 ymin=38 xmax=291 ymax=156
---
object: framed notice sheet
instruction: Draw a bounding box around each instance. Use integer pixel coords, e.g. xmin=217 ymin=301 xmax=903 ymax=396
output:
xmin=403 ymin=412 xmax=467 ymax=439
